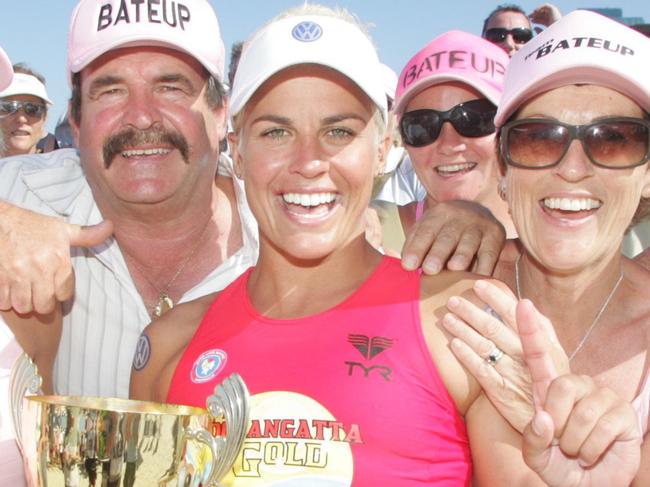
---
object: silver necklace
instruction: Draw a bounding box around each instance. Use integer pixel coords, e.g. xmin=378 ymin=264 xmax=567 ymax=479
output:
xmin=514 ymin=254 xmax=623 ymax=361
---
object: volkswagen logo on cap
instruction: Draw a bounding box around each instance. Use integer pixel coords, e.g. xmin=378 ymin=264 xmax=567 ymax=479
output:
xmin=292 ymin=21 xmax=323 ymax=42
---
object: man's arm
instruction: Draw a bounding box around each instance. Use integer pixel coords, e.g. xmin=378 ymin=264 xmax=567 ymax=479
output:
xmin=0 ymin=200 xmax=112 ymax=313
xmin=401 ymin=200 xmax=506 ymax=276
xmin=2 ymin=306 xmax=62 ymax=394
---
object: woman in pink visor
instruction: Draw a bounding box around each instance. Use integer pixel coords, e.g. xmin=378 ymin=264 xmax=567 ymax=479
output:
xmin=394 ymin=31 xmax=516 ymax=238
xmin=443 ymin=10 xmax=650 ymax=485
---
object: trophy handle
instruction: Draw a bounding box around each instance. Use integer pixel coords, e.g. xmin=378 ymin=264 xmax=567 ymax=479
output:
xmin=204 ymin=372 xmax=251 ymax=485
xmin=182 ymin=426 xmax=223 ymax=485
xmin=9 ymin=353 xmax=43 ymax=453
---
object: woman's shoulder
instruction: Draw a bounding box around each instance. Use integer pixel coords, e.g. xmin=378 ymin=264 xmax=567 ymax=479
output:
xmin=419 ymin=270 xmax=507 ymax=304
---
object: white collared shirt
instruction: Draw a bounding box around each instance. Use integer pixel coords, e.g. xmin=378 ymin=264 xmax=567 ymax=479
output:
xmin=0 ymin=149 xmax=258 ymax=398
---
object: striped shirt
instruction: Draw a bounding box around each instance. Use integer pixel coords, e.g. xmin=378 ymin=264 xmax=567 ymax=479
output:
xmin=0 ymin=149 xmax=258 ymax=398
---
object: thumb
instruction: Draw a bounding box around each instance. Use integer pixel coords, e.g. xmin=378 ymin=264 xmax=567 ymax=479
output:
xmin=67 ymin=220 xmax=114 ymax=248
xmin=522 ymin=410 xmax=555 ymax=474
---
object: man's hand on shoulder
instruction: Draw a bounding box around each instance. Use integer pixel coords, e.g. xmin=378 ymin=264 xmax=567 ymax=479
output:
xmin=401 ymin=200 xmax=506 ymax=276
xmin=0 ymin=201 xmax=113 ymax=313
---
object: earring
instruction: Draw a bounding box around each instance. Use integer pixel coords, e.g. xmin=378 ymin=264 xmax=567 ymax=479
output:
xmin=498 ymin=179 xmax=507 ymax=200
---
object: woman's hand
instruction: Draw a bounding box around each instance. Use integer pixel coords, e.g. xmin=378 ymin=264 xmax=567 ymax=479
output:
xmin=443 ymin=279 xmax=569 ymax=432
xmin=518 ymin=300 xmax=642 ymax=486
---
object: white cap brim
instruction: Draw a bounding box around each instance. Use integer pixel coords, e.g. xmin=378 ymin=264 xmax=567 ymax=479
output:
xmin=0 ymin=73 xmax=52 ymax=105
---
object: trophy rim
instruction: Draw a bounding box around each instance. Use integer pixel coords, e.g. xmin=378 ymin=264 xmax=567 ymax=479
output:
xmin=26 ymin=395 xmax=208 ymax=416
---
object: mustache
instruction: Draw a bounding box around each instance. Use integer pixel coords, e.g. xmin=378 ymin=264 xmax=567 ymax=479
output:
xmin=102 ymin=126 xmax=190 ymax=168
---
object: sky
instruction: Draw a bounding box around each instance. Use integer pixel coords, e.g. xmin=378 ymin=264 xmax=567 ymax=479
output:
xmin=0 ymin=0 xmax=646 ymax=131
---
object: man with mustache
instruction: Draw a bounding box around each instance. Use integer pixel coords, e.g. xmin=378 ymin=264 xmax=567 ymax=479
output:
xmin=0 ymin=0 xmax=505 ymax=399
xmin=0 ymin=0 xmax=258 ymax=398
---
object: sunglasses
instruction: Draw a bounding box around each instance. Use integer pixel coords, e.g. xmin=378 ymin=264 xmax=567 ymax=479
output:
xmin=500 ymin=117 xmax=650 ymax=169
xmin=0 ymin=100 xmax=47 ymax=118
xmin=400 ymin=99 xmax=497 ymax=147
xmin=484 ymin=27 xmax=533 ymax=44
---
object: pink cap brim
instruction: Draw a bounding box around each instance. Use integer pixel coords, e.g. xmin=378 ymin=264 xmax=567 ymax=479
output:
xmin=394 ymin=30 xmax=509 ymax=115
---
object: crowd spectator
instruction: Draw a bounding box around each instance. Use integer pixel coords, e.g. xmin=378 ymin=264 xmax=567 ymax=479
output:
xmin=393 ymin=30 xmax=516 ymax=237
xmin=445 ymin=10 xmax=650 ymax=484
xmin=0 ymin=63 xmax=53 ymax=157
xmin=482 ymin=3 xmax=561 ymax=57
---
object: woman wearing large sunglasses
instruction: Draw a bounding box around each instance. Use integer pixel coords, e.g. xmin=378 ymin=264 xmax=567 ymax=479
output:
xmin=394 ymin=31 xmax=517 ymax=238
xmin=442 ymin=10 xmax=650 ymax=484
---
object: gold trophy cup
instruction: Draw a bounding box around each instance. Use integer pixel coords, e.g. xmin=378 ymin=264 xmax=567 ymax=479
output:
xmin=11 ymin=354 xmax=249 ymax=487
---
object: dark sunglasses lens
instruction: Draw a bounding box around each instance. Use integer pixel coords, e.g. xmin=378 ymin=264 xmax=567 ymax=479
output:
xmin=23 ymin=103 xmax=45 ymax=117
xmin=484 ymin=28 xmax=507 ymax=43
xmin=0 ymin=101 xmax=45 ymax=117
xmin=0 ymin=102 xmax=17 ymax=116
xmin=451 ymin=100 xmax=496 ymax=137
xmin=511 ymin=28 xmax=533 ymax=43
xmin=506 ymin=122 xmax=569 ymax=167
xmin=400 ymin=111 xmax=442 ymax=147
xmin=586 ymin=121 xmax=650 ymax=167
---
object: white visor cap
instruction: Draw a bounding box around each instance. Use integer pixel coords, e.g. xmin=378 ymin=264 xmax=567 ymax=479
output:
xmin=230 ymin=15 xmax=387 ymax=122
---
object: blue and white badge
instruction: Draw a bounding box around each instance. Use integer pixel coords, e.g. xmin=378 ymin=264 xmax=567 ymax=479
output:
xmin=292 ymin=21 xmax=323 ymax=42
xmin=190 ymin=349 xmax=227 ymax=384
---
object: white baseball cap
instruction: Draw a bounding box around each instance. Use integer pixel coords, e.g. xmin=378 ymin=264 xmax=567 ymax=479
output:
xmin=0 ymin=73 xmax=53 ymax=105
xmin=0 ymin=47 xmax=11 ymax=92
xmin=230 ymin=15 xmax=387 ymax=121
xmin=496 ymin=9 xmax=650 ymax=127
xmin=67 ymin=0 xmax=225 ymax=82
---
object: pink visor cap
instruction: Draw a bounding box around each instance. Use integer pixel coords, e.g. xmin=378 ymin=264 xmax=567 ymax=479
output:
xmin=394 ymin=30 xmax=509 ymax=115
xmin=495 ymin=9 xmax=650 ymax=127
xmin=230 ymin=15 xmax=387 ymax=121
xmin=67 ymin=0 xmax=225 ymax=82
xmin=0 ymin=46 xmax=12 ymax=92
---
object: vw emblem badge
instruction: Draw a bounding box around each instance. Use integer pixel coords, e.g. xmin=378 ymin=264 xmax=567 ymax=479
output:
xmin=292 ymin=21 xmax=323 ymax=42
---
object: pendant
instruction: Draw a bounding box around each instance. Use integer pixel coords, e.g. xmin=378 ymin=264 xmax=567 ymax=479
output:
xmin=153 ymin=293 xmax=174 ymax=317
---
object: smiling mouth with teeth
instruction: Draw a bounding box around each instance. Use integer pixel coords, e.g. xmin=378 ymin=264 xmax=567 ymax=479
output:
xmin=282 ymin=192 xmax=337 ymax=207
xmin=121 ymin=148 xmax=173 ymax=158
xmin=542 ymin=197 xmax=602 ymax=212
xmin=435 ymin=162 xmax=477 ymax=176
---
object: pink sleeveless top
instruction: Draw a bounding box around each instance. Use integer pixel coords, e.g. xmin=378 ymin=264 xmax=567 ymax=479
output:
xmin=168 ymin=257 xmax=471 ymax=486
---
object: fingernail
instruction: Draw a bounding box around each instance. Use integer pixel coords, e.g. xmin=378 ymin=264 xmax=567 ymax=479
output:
xmin=474 ymin=280 xmax=487 ymax=291
xmin=402 ymin=255 xmax=417 ymax=270
xmin=448 ymin=256 xmax=467 ymax=269
xmin=423 ymin=258 xmax=441 ymax=274
xmin=442 ymin=313 xmax=456 ymax=327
